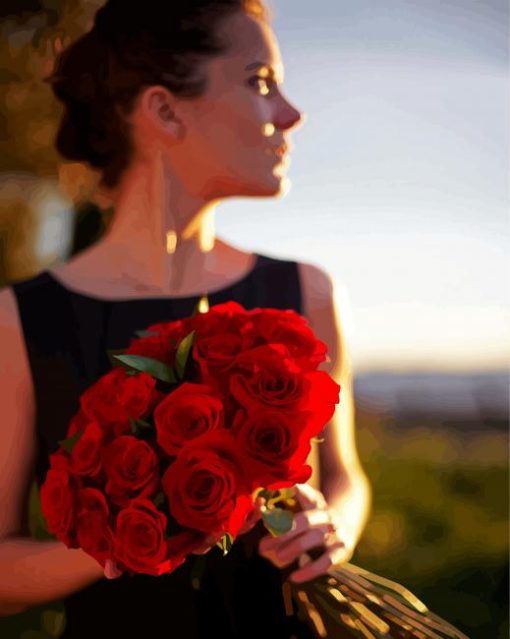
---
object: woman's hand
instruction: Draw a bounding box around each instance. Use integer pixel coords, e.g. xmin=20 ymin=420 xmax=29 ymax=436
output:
xmin=103 ymin=559 xmax=123 ymax=580
xmin=258 ymin=483 xmax=356 ymax=584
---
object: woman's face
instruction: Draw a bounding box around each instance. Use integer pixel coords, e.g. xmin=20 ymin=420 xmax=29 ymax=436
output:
xmin=138 ymin=11 xmax=305 ymax=199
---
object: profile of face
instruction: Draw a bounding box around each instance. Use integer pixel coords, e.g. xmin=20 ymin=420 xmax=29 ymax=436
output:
xmin=131 ymin=11 xmax=305 ymax=200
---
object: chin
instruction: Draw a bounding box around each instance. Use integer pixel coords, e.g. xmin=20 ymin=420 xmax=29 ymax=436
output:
xmin=208 ymin=171 xmax=291 ymax=199
xmin=240 ymin=174 xmax=291 ymax=198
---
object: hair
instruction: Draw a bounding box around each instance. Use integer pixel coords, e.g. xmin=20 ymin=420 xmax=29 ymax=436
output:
xmin=46 ymin=0 xmax=271 ymax=190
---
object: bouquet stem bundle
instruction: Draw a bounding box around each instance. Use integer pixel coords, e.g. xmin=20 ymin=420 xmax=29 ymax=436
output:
xmin=262 ymin=490 xmax=469 ymax=639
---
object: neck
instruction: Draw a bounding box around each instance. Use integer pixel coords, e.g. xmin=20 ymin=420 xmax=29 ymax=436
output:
xmin=90 ymin=149 xmax=222 ymax=293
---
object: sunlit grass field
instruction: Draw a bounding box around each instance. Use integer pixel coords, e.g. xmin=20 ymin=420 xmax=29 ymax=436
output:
xmin=352 ymin=406 xmax=509 ymax=639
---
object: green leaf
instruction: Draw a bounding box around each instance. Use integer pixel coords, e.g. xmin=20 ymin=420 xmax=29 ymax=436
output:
xmin=129 ymin=415 xmax=155 ymax=438
xmin=106 ymin=348 xmax=126 ymax=368
xmin=134 ymin=330 xmax=161 ymax=338
xmin=57 ymin=430 xmax=84 ymax=454
xmin=153 ymin=492 xmax=166 ymax=509
xmin=174 ymin=331 xmax=196 ymax=380
xmin=216 ymin=533 xmax=234 ymax=556
xmin=254 ymin=487 xmax=277 ymax=502
xmin=261 ymin=508 xmax=295 ymax=536
xmin=28 ymin=480 xmax=56 ymax=541
xmin=277 ymin=487 xmax=296 ymax=501
xmin=253 ymin=487 xmax=268 ymax=500
xmin=40 ymin=608 xmax=66 ymax=637
xmin=112 ymin=354 xmax=177 ymax=384
xmin=266 ymin=487 xmax=296 ymax=509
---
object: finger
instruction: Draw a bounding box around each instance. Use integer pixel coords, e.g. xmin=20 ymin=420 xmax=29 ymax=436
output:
xmin=259 ymin=509 xmax=332 ymax=552
xmin=275 ymin=525 xmax=337 ymax=566
xmin=104 ymin=559 xmax=123 ymax=579
xmin=294 ymin=483 xmax=327 ymax=511
xmin=238 ymin=498 xmax=265 ymax=534
xmin=259 ymin=524 xmax=335 ymax=567
xmin=289 ymin=542 xmax=351 ymax=583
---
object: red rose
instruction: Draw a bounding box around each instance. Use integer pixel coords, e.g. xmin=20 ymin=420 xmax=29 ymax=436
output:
xmin=80 ymin=367 xmax=159 ymax=433
xmin=245 ymin=308 xmax=328 ymax=371
xmin=68 ymin=419 xmax=104 ymax=477
xmin=189 ymin=301 xmax=248 ymax=331
xmin=40 ymin=469 xmax=77 ymax=546
xmin=114 ymin=499 xmax=171 ymax=576
xmin=77 ymin=487 xmax=109 ymax=517
xmin=75 ymin=488 xmax=113 ymax=566
xmin=230 ymin=343 xmax=340 ymax=429
xmin=48 ymin=449 xmax=72 ymax=473
xmin=190 ymin=303 xmax=254 ymax=379
xmin=125 ymin=318 xmax=192 ymax=364
xmin=102 ymin=436 xmax=159 ymax=507
xmin=232 ymin=408 xmax=314 ymax=490
xmin=166 ymin=529 xmax=208 ymax=571
xmin=162 ymin=430 xmax=253 ymax=538
xmin=154 ymin=382 xmax=225 ymax=456
xmin=67 ymin=410 xmax=90 ymax=437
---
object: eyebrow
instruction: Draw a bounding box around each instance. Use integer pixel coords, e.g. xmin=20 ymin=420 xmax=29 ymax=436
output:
xmin=244 ymin=61 xmax=282 ymax=82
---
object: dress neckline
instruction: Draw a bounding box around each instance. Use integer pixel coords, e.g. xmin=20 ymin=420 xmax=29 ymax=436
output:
xmin=42 ymin=253 xmax=264 ymax=303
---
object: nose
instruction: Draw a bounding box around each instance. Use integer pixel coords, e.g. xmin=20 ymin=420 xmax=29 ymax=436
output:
xmin=273 ymin=94 xmax=307 ymax=132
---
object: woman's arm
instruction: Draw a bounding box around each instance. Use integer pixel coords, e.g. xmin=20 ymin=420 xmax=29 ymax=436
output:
xmin=0 ymin=538 xmax=104 ymax=615
xmin=258 ymin=263 xmax=372 ymax=583
xmin=0 ymin=288 xmax=104 ymax=615
xmin=299 ymin=262 xmax=372 ymax=545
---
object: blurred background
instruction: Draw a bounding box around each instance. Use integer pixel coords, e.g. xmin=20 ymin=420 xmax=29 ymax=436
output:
xmin=0 ymin=1 xmax=508 ymax=638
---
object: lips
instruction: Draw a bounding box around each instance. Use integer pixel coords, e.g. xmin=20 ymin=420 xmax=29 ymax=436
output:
xmin=265 ymin=143 xmax=290 ymax=158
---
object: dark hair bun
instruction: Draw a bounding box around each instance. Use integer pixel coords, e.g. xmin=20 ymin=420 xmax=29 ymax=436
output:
xmin=48 ymin=0 xmax=269 ymax=189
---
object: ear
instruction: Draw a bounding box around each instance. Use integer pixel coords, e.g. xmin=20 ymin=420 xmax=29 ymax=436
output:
xmin=140 ymin=85 xmax=185 ymax=141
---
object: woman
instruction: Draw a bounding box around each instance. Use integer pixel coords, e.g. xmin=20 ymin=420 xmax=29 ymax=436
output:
xmin=0 ymin=1 xmax=371 ymax=636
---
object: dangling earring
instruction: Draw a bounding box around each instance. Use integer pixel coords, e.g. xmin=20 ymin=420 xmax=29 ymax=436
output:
xmin=166 ymin=230 xmax=177 ymax=254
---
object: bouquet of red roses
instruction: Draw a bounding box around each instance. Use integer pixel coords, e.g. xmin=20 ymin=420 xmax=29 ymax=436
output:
xmin=39 ymin=300 xmax=339 ymax=577
xmin=36 ymin=298 xmax=469 ymax=638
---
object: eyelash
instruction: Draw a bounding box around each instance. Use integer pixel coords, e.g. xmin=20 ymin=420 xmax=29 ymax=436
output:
xmin=247 ymin=75 xmax=276 ymax=95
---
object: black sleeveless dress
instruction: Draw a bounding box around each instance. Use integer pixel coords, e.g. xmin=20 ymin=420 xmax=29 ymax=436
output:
xmin=10 ymin=253 xmax=317 ymax=639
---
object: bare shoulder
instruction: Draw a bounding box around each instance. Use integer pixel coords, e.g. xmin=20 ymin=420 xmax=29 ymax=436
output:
xmin=297 ymin=261 xmax=351 ymax=377
xmin=297 ymin=261 xmax=334 ymax=316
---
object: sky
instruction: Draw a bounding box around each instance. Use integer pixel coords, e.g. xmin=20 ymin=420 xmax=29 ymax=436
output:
xmin=216 ymin=0 xmax=509 ymax=373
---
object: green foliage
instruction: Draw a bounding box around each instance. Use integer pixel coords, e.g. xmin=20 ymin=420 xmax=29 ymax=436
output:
xmin=152 ymin=492 xmax=166 ymax=510
xmin=106 ymin=348 xmax=126 ymax=369
xmin=134 ymin=330 xmax=161 ymax=338
xmin=56 ymin=429 xmax=83 ymax=454
xmin=261 ymin=508 xmax=294 ymax=537
xmin=174 ymin=331 xmax=196 ymax=380
xmin=112 ymin=354 xmax=177 ymax=384
xmin=216 ymin=533 xmax=234 ymax=556
xmin=0 ymin=0 xmax=103 ymax=177
xmin=128 ymin=415 xmax=155 ymax=438
xmin=352 ymin=411 xmax=509 ymax=639
xmin=28 ymin=480 xmax=55 ymax=541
